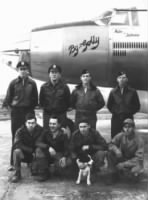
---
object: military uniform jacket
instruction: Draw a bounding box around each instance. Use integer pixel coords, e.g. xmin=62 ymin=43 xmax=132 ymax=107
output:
xmin=71 ymin=85 xmax=105 ymax=117
xmin=109 ymin=131 xmax=144 ymax=164
xmin=37 ymin=129 xmax=70 ymax=157
xmin=3 ymin=76 xmax=38 ymax=109
xmin=107 ymin=86 xmax=140 ymax=116
xmin=13 ymin=124 xmax=43 ymax=153
xmin=70 ymin=128 xmax=108 ymax=156
xmin=39 ymin=80 xmax=70 ymax=114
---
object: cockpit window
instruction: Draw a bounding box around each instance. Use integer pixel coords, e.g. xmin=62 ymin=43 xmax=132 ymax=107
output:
xmin=94 ymin=9 xmax=147 ymax=27
xmin=137 ymin=11 xmax=147 ymax=27
xmin=95 ymin=10 xmax=129 ymax=26
xmin=99 ymin=11 xmax=112 ymax=25
xmin=132 ymin=11 xmax=139 ymax=25
xmin=110 ymin=11 xmax=129 ymax=25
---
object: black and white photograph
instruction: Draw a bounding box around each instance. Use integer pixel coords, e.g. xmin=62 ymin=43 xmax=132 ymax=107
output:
xmin=0 ymin=0 xmax=148 ymax=199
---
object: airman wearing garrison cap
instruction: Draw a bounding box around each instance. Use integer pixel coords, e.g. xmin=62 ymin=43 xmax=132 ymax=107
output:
xmin=107 ymin=71 xmax=140 ymax=138
xmin=117 ymin=71 xmax=127 ymax=78
xmin=71 ymin=69 xmax=105 ymax=129
xmin=81 ymin=69 xmax=90 ymax=75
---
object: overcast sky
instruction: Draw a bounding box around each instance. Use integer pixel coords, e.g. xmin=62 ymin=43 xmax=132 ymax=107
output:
xmin=0 ymin=0 xmax=147 ymax=49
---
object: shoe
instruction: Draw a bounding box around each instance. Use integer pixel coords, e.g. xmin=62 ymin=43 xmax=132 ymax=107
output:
xmin=49 ymin=164 xmax=55 ymax=175
xmin=8 ymin=166 xmax=15 ymax=171
xmin=105 ymin=172 xmax=119 ymax=185
xmin=129 ymin=174 xmax=141 ymax=183
xmin=11 ymin=171 xmax=21 ymax=183
xmin=35 ymin=169 xmax=50 ymax=182
xmin=35 ymin=173 xmax=50 ymax=182
xmin=30 ymin=164 xmax=38 ymax=176
xmin=11 ymin=175 xmax=21 ymax=183
xmin=31 ymin=170 xmax=38 ymax=176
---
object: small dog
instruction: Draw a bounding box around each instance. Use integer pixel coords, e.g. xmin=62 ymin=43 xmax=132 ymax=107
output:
xmin=76 ymin=152 xmax=93 ymax=186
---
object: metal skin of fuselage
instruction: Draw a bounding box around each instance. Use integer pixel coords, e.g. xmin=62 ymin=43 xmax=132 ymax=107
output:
xmin=30 ymin=9 xmax=148 ymax=113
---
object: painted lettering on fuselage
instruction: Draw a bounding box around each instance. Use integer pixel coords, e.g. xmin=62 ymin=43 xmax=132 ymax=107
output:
xmin=68 ymin=36 xmax=99 ymax=57
xmin=114 ymin=29 xmax=140 ymax=37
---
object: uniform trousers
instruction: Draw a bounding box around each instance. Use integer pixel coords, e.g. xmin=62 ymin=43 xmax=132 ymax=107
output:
xmin=10 ymin=107 xmax=34 ymax=165
xmin=106 ymin=151 xmax=144 ymax=176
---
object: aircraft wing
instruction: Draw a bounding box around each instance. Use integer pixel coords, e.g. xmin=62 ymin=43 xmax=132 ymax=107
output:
xmin=0 ymin=40 xmax=31 ymax=68
xmin=1 ymin=48 xmax=30 ymax=55
xmin=0 ymin=38 xmax=30 ymax=54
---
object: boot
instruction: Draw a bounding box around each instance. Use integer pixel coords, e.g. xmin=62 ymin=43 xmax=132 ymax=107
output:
xmin=49 ymin=164 xmax=56 ymax=176
xmin=30 ymin=162 xmax=39 ymax=176
xmin=35 ymin=169 xmax=50 ymax=182
xmin=105 ymin=172 xmax=119 ymax=185
xmin=8 ymin=165 xmax=15 ymax=171
xmin=11 ymin=170 xmax=21 ymax=183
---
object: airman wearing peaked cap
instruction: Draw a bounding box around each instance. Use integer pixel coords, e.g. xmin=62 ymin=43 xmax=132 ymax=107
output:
xmin=40 ymin=63 xmax=70 ymax=129
xmin=2 ymin=60 xmax=38 ymax=170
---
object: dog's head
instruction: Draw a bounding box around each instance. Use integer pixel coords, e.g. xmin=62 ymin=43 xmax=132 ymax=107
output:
xmin=76 ymin=151 xmax=93 ymax=169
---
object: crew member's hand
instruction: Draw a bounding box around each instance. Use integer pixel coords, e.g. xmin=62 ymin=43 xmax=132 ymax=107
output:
xmin=116 ymin=162 xmax=125 ymax=170
xmin=115 ymin=149 xmax=122 ymax=158
xmin=59 ymin=157 xmax=66 ymax=168
xmin=82 ymin=145 xmax=89 ymax=151
xmin=61 ymin=127 xmax=71 ymax=139
xmin=1 ymin=105 xmax=10 ymax=111
xmin=49 ymin=147 xmax=56 ymax=156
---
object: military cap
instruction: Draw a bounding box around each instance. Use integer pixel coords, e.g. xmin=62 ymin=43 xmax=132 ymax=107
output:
xmin=48 ymin=64 xmax=62 ymax=73
xmin=25 ymin=113 xmax=36 ymax=121
xmin=16 ymin=61 xmax=29 ymax=69
xmin=78 ymin=118 xmax=90 ymax=125
xmin=81 ymin=69 xmax=90 ymax=75
xmin=117 ymin=71 xmax=127 ymax=78
xmin=123 ymin=118 xmax=135 ymax=127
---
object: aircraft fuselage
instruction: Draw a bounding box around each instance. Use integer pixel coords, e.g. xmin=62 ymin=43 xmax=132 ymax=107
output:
xmin=30 ymin=9 xmax=148 ymax=91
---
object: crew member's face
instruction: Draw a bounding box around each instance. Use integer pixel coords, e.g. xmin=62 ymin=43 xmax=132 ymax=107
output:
xmin=49 ymin=70 xmax=61 ymax=82
xmin=18 ymin=67 xmax=29 ymax=78
xmin=117 ymin=74 xmax=128 ymax=88
xmin=49 ymin=118 xmax=59 ymax=133
xmin=80 ymin=73 xmax=91 ymax=85
xmin=123 ymin=124 xmax=134 ymax=136
xmin=26 ymin=118 xmax=36 ymax=132
xmin=79 ymin=122 xmax=90 ymax=135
